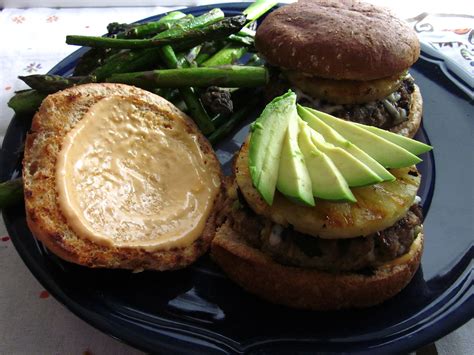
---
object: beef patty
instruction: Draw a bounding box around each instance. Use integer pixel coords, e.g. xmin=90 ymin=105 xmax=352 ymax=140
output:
xmin=316 ymin=78 xmax=415 ymax=129
xmin=265 ymin=71 xmax=415 ymax=130
xmin=227 ymin=188 xmax=423 ymax=273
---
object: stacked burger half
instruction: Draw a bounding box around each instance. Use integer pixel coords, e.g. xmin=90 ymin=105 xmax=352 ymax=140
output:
xmin=256 ymin=0 xmax=422 ymax=137
xmin=211 ymin=0 xmax=427 ymax=310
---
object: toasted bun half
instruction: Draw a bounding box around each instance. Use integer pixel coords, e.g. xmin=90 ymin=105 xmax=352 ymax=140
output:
xmin=23 ymin=83 xmax=223 ymax=271
xmin=391 ymin=84 xmax=423 ymax=138
xmin=255 ymin=0 xmax=420 ymax=80
xmin=211 ymin=220 xmax=423 ymax=310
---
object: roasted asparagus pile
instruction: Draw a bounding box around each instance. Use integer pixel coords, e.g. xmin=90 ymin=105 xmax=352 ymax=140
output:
xmin=8 ymin=0 xmax=276 ymax=137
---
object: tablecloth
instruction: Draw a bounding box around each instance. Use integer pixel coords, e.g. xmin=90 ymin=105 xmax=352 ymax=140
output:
xmin=0 ymin=2 xmax=472 ymax=354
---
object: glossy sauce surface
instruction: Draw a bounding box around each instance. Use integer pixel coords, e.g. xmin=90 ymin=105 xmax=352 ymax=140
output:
xmin=56 ymin=96 xmax=220 ymax=251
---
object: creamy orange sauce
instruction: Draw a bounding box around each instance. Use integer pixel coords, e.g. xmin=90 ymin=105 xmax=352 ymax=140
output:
xmin=56 ymin=95 xmax=220 ymax=251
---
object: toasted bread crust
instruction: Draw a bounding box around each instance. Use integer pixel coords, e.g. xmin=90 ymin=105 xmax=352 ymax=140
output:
xmin=211 ymin=220 xmax=423 ymax=310
xmin=391 ymin=84 xmax=423 ymax=138
xmin=255 ymin=0 xmax=420 ymax=80
xmin=23 ymin=83 xmax=223 ymax=271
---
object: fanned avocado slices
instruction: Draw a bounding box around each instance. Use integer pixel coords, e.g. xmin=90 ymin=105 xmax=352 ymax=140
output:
xmin=248 ymin=91 xmax=295 ymax=205
xmin=304 ymin=107 xmax=422 ymax=168
xmin=308 ymin=128 xmax=383 ymax=187
xmin=298 ymin=121 xmax=356 ymax=202
xmin=298 ymin=105 xmax=395 ymax=182
xmin=353 ymin=122 xmax=432 ymax=156
xmin=248 ymin=91 xmax=432 ymax=206
xmin=276 ymin=107 xmax=315 ymax=206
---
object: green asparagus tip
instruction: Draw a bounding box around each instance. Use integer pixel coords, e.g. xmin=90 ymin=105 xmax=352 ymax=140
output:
xmin=243 ymin=0 xmax=278 ymax=22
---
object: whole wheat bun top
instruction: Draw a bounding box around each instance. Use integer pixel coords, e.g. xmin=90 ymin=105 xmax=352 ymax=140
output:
xmin=255 ymin=0 xmax=420 ymax=80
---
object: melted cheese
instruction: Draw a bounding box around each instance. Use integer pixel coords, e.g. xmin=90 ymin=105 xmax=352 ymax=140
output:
xmin=56 ymin=95 xmax=220 ymax=251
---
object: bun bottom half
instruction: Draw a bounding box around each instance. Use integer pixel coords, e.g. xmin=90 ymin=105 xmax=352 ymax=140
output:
xmin=211 ymin=221 xmax=423 ymax=310
xmin=23 ymin=83 xmax=224 ymax=271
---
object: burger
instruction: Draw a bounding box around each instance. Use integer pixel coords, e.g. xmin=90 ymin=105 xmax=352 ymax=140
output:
xmin=254 ymin=0 xmax=423 ymax=137
xmin=211 ymin=140 xmax=424 ymax=310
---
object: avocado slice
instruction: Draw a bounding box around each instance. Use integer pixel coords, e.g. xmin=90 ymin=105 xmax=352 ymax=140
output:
xmin=249 ymin=91 xmax=295 ymax=205
xmin=353 ymin=122 xmax=432 ymax=156
xmin=308 ymin=128 xmax=383 ymax=187
xmin=276 ymin=108 xmax=315 ymax=206
xmin=304 ymin=107 xmax=422 ymax=168
xmin=298 ymin=121 xmax=356 ymax=202
xmin=297 ymin=105 xmax=395 ymax=182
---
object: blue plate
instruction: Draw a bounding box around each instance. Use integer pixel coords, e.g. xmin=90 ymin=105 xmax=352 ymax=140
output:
xmin=1 ymin=3 xmax=472 ymax=354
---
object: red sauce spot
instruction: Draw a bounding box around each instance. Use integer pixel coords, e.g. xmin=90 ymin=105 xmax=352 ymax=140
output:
xmin=1 ymin=236 xmax=10 ymax=242
xmin=4 ymin=86 xmax=11 ymax=91
xmin=454 ymin=28 xmax=470 ymax=35
xmin=39 ymin=290 xmax=50 ymax=299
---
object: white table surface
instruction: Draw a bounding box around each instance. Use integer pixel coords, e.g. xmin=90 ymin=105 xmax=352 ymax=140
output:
xmin=0 ymin=2 xmax=472 ymax=354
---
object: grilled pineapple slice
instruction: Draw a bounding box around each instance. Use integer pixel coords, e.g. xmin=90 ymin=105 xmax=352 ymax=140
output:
xmin=235 ymin=139 xmax=420 ymax=239
xmin=285 ymin=70 xmax=405 ymax=104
